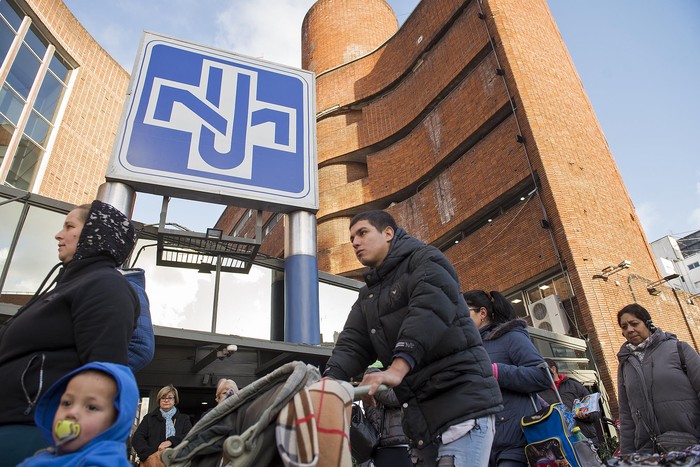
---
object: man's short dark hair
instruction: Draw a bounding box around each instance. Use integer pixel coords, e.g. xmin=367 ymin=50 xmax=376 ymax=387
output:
xmin=350 ymin=210 xmax=398 ymax=233
xmin=545 ymin=358 xmax=557 ymax=371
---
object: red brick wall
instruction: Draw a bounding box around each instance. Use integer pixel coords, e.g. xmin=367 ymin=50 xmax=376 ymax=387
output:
xmin=302 ymin=0 xmax=397 ymax=74
xmin=305 ymin=0 xmax=700 ymax=416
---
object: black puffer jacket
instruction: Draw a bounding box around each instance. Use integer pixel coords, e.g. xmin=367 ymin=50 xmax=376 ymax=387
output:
xmin=0 ymin=200 xmax=138 ymax=426
xmin=325 ymin=228 xmax=502 ymax=446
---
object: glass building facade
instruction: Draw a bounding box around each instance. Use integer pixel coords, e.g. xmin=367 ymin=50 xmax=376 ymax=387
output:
xmin=0 ymin=0 xmax=72 ymax=191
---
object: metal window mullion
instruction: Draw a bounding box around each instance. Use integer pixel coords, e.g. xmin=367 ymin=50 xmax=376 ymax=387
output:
xmin=0 ymin=16 xmax=29 ymax=87
xmin=32 ymin=62 xmax=76 ymax=191
xmin=0 ymin=42 xmax=54 ymax=183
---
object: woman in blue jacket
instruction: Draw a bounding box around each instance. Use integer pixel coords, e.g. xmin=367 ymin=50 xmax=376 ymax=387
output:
xmin=464 ymin=290 xmax=551 ymax=467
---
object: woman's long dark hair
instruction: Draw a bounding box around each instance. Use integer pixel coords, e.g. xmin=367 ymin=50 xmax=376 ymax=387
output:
xmin=463 ymin=290 xmax=515 ymax=325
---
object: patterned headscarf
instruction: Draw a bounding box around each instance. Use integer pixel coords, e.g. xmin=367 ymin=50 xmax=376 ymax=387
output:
xmin=72 ymin=200 xmax=136 ymax=265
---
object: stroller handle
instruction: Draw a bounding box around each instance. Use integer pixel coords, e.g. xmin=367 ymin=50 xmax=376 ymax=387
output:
xmin=353 ymin=384 xmax=389 ymax=399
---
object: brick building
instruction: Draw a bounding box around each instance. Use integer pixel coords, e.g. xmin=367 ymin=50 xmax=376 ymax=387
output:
xmin=0 ymin=0 xmax=128 ymax=205
xmin=218 ymin=0 xmax=700 ymax=412
xmin=5 ymin=0 xmax=698 ymax=416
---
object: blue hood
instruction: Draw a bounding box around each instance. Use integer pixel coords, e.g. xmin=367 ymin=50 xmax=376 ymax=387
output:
xmin=32 ymin=362 xmax=138 ymax=458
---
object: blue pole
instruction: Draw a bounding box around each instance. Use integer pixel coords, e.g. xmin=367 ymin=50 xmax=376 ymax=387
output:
xmin=284 ymin=211 xmax=320 ymax=344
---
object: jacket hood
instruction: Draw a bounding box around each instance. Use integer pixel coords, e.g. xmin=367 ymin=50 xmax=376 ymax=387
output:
xmin=481 ymin=318 xmax=529 ymax=341
xmin=365 ymin=228 xmax=422 ymax=285
xmin=72 ymin=200 xmax=136 ymax=266
xmin=34 ymin=362 xmax=139 ymax=449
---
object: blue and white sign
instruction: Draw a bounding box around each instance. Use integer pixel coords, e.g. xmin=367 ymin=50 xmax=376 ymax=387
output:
xmin=107 ymin=32 xmax=318 ymax=212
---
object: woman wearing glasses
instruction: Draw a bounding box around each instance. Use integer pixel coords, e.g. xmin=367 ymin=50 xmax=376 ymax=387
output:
xmin=132 ymin=385 xmax=192 ymax=467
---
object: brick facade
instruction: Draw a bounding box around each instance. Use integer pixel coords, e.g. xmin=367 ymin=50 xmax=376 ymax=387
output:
xmin=218 ymin=0 xmax=700 ymax=414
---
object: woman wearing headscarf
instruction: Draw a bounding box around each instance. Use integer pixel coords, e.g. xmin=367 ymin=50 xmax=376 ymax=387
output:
xmin=0 ymin=200 xmax=139 ymax=465
xmin=616 ymin=303 xmax=700 ymax=454
xmin=464 ymin=290 xmax=551 ymax=467
xmin=132 ymin=385 xmax=192 ymax=466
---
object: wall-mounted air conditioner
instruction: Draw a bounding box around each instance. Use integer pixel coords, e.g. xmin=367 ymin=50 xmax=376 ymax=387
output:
xmin=529 ymin=294 xmax=570 ymax=335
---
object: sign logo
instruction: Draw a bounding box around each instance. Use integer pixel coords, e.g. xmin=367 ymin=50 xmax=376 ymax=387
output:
xmin=107 ymin=33 xmax=317 ymax=211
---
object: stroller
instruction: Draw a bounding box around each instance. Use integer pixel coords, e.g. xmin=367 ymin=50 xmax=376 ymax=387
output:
xmin=161 ymin=361 xmax=359 ymax=467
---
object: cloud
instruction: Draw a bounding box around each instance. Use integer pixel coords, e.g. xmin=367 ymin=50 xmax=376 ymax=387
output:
xmin=689 ymin=181 xmax=700 ymax=229
xmin=213 ymin=0 xmax=316 ymax=68
xmin=634 ymin=201 xmax=661 ymax=241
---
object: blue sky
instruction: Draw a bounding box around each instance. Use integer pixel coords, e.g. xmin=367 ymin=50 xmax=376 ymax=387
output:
xmin=63 ymin=0 xmax=700 ymax=242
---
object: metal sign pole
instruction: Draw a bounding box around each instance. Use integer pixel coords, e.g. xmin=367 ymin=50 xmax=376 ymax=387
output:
xmin=284 ymin=210 xmax=320 ymax=344
xmin=96 ymin=181 xmax=136 ymax=219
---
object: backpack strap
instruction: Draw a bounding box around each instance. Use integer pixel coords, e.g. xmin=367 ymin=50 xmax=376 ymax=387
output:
xmin=678 ymin=340 xmax=687 ymax=374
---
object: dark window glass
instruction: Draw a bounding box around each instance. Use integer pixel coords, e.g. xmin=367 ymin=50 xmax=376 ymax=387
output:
xmin=552 ymin=275 xmax=573 ymax=299
xmin=23 ymin=24 xmax=46 ymax=57
xmin=0 ymin=84 xmax=24 ymax=124
xmin=506 ymin=292 xmax=528 ymax=318
xmin=34 ymin=71 xmax=63 ymax=122
xmin=0 ymin=116 xmax=15 ymax=167
xmin=6 ymin=134 xmax=42 ymax=190
xmin=24 ymin=110 xmax=49 ymax=146
xmin=0 ymin=19 xmax=15 ymax=61
xmin=0 ymin=0 xmax=23 ymax=32
xmin=6 ymin=43 xmax=39 ymax=99
xmin=48 ymin=53 xmax=70 ymax=82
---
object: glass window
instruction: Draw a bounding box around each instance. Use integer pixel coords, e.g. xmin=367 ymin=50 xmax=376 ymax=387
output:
xmin=553 ymin=274 xmax=572 ymax=300
xmin=320 ymin=282 xmax=358 ymax=343
xmin=33 ymin=72 xmax=64 ymax=122
xmin=0 ymin=18 xmax=15 ymax=60
xmin=506 ymin=291 xmax=528 ymax=318
xmin=0 ymin=85 xmax=23 ymax=124
xmin=0 ymin=117 xmax=15 ymax=166
xmin=539 ymin=282 xmax=555 ymax=298
xmin=527 ymin=287 xmax=542 ymax=304
xmin=6 ymin=135 xmax=42 ymax=190
xmin=24 ymin=110 xmax=49 ymax=146
xmin=23 ymin=24 xmax=46 ymax=57
xmin=48 ymin=54 xmax=69 ymax=83
xmin=3 ymin=205 xmax=64 ymax=294
xmin=0 ymin=197 xmax=23 ymax=281
xmin=6 ymin=43 xmax=39 ymax=99
xmin=0 ymin=0 xmax=22 ymax=32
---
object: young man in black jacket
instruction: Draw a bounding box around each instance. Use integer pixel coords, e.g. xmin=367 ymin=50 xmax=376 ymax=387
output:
xmin=324 ymin=210 xmax=502 ymax=466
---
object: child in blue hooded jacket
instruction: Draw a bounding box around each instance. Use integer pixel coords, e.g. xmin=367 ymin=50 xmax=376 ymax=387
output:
xmin=18 ymin=362 xmax=138 ymax=466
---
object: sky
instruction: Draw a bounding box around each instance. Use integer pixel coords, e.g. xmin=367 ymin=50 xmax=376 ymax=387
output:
xmin=57 ymin=0 xmax=700 ymax=337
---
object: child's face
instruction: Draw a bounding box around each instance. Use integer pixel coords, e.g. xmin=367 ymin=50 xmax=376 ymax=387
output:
xmin=52 ymin=371 xmax=117 ymax=452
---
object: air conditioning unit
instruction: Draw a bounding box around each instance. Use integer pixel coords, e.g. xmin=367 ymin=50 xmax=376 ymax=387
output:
xmin=529 ymin=294 xmax=570 ymax=335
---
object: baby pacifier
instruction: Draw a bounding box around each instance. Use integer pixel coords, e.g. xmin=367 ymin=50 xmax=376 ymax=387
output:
xmin=54 ymin=419 xmax=81 ymax=446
